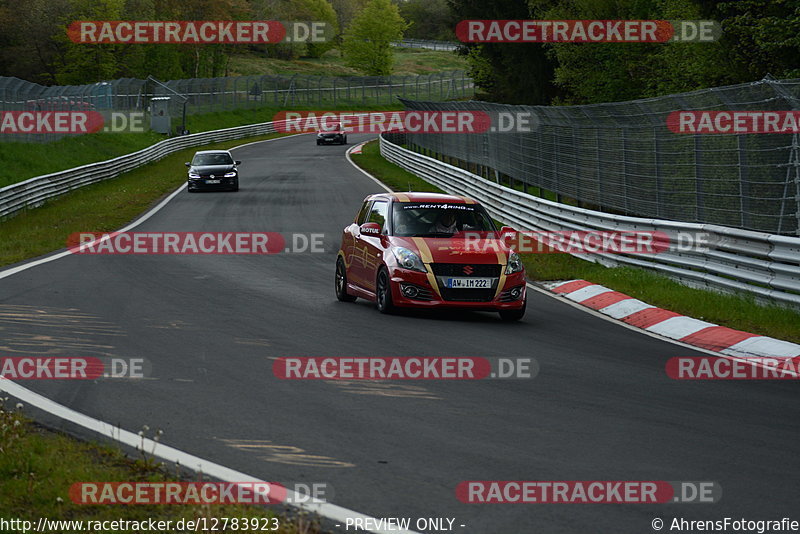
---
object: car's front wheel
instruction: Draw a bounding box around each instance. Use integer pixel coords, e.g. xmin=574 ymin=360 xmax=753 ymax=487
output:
xmin=375 ymin=268 xmax=395 ymax=314
xmin=231 ymin=180 xmax=239 ymax=192
xmin=499 ymin=299 xmax=526 ymax=322
xmin=335 ymin=258 xmax=357 ymax=302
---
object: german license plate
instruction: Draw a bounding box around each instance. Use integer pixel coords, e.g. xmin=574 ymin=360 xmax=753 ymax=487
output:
xmin=206 ymin=179 xmax=221 ymax=184
xmin=446 ymin=277 xmax=493 ymax=289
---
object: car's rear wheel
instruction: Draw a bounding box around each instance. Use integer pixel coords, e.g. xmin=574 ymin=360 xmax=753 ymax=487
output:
xmin=335 ymin=258 xmax=357 ymax=302
xmin=375 ymin=268 xmax=394 ymax=314
xmin=499 ymin=299 xmax=526 ymax=321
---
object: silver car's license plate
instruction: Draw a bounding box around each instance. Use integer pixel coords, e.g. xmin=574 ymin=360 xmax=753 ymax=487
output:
xmin=446 ymin=277 xmax=493 ymax=288
xmin=206 ymin=179 xmax=221 ymax=184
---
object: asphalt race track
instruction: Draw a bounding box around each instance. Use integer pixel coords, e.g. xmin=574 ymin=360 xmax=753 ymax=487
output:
xmin=1 ymin=133 xmax=799 ymax=533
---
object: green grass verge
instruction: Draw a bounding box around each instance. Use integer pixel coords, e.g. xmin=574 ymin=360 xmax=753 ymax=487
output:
xmin=350 ymin=140 xmax=800 ymax=343
xmin=0 ymin=399 xmax=318 ymax=533
xmin=0 ymin=132 xmax=292 ymax=267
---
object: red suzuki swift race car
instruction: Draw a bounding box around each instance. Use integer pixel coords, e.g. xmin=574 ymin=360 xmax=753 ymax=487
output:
xmin=335 ymin=192 xmax=527 ymax=321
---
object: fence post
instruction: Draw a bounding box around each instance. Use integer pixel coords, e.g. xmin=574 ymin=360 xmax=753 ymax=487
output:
xmin=596 ymin=129 xmax=603 ymax=210
xmin=737 ymin=134 xmax=750 ymax=230
xmin=621 ymin=128 xmax=630 ymax=214
xmin=694 ymin=134 xmax=705 ymax=221
xmin=653 ymin=129 xmax=662 ymax=219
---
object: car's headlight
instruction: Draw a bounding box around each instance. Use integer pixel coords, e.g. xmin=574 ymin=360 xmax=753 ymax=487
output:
xmin=505 ymin=251 xmax=523 ymax=274
xmin=224 ymin=171 xmax=237 ymax=177
xmin=188 ymin=172 xmax=200 ymax=179
xmin=317 ymin=133 xmax=323 ymax=137
xmin=392 ymin=247 xmax=427 ymax=273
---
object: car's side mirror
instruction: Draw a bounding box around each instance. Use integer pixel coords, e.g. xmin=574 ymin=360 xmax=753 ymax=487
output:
xmin=185 ymin=162 xmax=191 ymax=167
xmin=499 ymin=226 xmax=517 ymax=243
xmin=235 ymin=160 xmax=242 ymax=165
xmin=359 ymin=222 xmax=382 ymax=236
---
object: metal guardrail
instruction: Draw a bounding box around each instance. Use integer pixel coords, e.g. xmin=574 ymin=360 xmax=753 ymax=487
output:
xmin=380 ymin=133 xmax=800 ymax=307
xmin=0 ymin=122 xmax=279 ymax=220
xmin=393 ymin=39 xmax=459 ymax=51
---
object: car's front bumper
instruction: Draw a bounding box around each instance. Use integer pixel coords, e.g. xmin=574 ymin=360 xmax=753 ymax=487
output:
xmin=317 ymin=135 xmax=344 ymax=144
xmin=188 ymin=176 xmax=237 ymax=190
xmin=387 ymin=267 xmax=526 ymax=310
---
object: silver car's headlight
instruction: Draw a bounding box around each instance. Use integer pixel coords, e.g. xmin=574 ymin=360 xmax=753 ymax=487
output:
xmin=224 ymin=171 xmax=237 ymax=177
xmin=392 ymin=247 xmax=427 ymax=273
xmin=505 ymin=251 xmax=523 ymax=274
xmin=188 ymin=172 xmax=200 ymax=179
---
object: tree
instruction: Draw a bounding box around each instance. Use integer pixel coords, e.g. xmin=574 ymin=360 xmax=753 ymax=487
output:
xmin=398 ymin=0 xmax=455 ymax=41
xmin=342 ymin=0 xmax=409 ymax=75
xmin=448 ymin=0 xmax=558 ymax=104
xmin=286 ymin=0 xmax=339 ymax=58
xmin=531 ymin=0 xmax=730 ymax=104
xmin=716 ymin=0 xmax=800 ymax=80
xmin=55 ymin=0 xmax=124 ymax=85
xmin=329 ymin=0 xmax=368 ymax=41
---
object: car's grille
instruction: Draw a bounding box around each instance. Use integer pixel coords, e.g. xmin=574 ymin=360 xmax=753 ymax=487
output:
xmin=430 ymin=263 xmax=501 ymax=277
xmin=438 ymin=288 xmax=497 ymax=302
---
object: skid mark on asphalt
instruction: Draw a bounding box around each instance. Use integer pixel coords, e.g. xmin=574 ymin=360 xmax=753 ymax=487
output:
xmin=325 ymin=380 xmax=441 ymax=400
xmin=218 ymin=438 xmax=355 ymax=468
xmin=0 ymin=304 xmax=124 ymax=357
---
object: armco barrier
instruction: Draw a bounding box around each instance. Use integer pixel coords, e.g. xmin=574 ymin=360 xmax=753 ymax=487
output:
xmin=0 ymin=121 xmax=279 ymax=220
xmin=379 ymin=133 xmax=800 ymax=307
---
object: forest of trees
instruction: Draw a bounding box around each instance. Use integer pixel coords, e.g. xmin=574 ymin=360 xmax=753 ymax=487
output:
xmin=1 ymin=0 xmax=796 ymax=107
xmin=0 ymin=0 xmax=407 ymax=83
xmin=449 ymin=0 xmax=800 ymax=104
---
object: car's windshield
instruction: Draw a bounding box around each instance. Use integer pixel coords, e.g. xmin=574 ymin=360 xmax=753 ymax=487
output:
xmin=321 ymin=122 xmax=342 ymax=131
xmin=392 ymin=202 xmax=496 ymax=237
xmin=192 ymin=153 xmax=233 ymax=166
